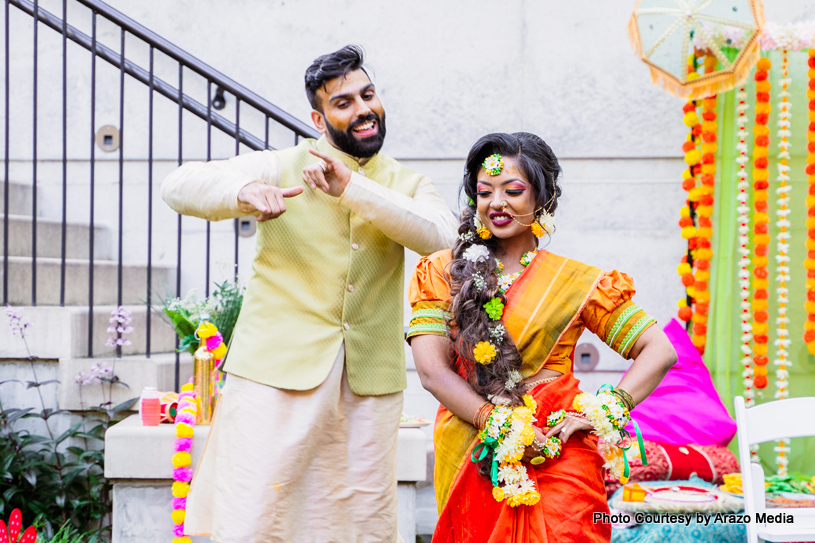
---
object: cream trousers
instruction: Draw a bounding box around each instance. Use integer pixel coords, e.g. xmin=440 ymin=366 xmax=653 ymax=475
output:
xmin=185 ymin=345 xmax=404 ymax=543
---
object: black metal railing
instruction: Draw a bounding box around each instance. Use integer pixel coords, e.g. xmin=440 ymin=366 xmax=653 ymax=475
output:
xmin=3 ymin=0 xmax=318 ymax=388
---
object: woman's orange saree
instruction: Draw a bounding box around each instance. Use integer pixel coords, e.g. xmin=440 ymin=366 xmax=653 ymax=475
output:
xmin=408 ymin=250 xmax=655 ymax=543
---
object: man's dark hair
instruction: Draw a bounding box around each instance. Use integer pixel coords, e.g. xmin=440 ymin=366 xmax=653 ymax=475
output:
xmin=304 ymin=45 xmax=368 ymax=111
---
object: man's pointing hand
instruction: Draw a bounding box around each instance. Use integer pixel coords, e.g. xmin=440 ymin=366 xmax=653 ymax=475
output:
xmin=237 ymin=182 xmax=304 ymax=222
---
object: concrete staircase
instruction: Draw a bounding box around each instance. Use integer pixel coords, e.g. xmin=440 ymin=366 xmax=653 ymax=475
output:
xmin=0 ymin=179 xmax=185 ymax=409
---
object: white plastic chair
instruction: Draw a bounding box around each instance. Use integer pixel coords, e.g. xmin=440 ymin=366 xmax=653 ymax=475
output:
xmin=734 ymin=396 xmax=815 ymax=542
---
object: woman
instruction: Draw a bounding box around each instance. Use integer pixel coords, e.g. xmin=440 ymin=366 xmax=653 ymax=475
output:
xmin=407 ymin=132 xmax=677 ymax=542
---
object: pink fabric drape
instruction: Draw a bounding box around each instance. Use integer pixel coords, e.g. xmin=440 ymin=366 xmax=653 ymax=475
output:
xmin=623 ymin=318 xmax=736 ymax=447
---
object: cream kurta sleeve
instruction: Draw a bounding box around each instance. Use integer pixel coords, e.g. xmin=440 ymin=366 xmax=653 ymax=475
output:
xmin=338 ymin=173 xmax=458 ymax=256
xmin=161 ymin=150 xmax=281 ymax=221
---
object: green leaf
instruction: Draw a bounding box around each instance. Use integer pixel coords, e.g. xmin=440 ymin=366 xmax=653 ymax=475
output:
xmin=112 ymin=397 xmax=138 ymax=413
xmin=164 ymin=308 xmax=197 ymax=338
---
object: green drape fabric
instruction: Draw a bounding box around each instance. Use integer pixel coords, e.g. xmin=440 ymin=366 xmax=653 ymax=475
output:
xmin=708 ymin=50 xmax=815 ymax=475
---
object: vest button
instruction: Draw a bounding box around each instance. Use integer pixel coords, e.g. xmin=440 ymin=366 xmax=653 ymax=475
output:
xmin=348 ymin=284 xmax=355 ymax=292
xmin=352 ymin=243 xmax=359 ymax=250
xmin=358 ymin=168 xmax=365 ymax=177
xmin=343 ymin=322 xmax=350 ymax=330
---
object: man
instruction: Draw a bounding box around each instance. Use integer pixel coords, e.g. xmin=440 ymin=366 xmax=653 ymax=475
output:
xmin=161 ymin=45 xmax=457 ymax=543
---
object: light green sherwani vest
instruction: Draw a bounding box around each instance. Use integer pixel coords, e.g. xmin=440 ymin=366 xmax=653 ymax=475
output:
xmin=222 ymin=137 xmax=423 ymax=395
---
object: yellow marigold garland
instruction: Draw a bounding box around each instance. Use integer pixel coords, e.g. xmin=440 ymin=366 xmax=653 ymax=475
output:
xmin=474 ymin=395 xmax=541 ymax=507
xmin=751 ymin=56 xmax=772 ymax=391
xmin=677 ymin=99 xmax=702 ymax=324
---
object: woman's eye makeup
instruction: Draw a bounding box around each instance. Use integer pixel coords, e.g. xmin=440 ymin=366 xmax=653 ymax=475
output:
xmin=506 ymin=189 xmax=525 ymax=196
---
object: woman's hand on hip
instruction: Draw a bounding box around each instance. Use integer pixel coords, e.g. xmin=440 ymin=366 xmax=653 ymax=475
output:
xmin=544 ymin=415 xmax=593 ymax=444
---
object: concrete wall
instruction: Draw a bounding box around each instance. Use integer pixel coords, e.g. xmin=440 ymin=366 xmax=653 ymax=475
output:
xmin=3 ymin=2 xmax=815 ymax=341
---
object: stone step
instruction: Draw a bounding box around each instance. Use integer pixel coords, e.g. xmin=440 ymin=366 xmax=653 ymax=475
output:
xmin=1 ymin=256 xmax=175 ymax=306
xmin=1 ymin=304 xmax=179 ymax=359
xmin=0 ymin=181 xmax=34 ymax=216
xmin=0 ymin=304 xmax=179 ymax=359
xmin=0 ymin=214 xmax=112 ymax=259
xmin=58 ymin=352 xmax=193 ymax=411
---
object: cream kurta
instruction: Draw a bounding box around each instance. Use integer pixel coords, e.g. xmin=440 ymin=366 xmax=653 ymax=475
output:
xmin=161 ymin=138 xmax=456 ymax=542
xmin=162 ymin=137 xmax=458 ymax=395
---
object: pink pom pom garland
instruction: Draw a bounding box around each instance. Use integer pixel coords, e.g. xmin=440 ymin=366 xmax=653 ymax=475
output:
xmin=171 ymin=381 xmax=198 ymax=541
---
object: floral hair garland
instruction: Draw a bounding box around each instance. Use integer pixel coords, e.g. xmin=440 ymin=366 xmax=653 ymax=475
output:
xmin=472 ymin=395 xmax=541 ymax=506
xmin=483 ymin=154 xmax=504 ymax=176
xmin=573 ymin=386 xmax=646 ymax=484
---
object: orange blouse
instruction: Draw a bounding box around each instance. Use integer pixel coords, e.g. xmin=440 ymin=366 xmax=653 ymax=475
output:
xmin=407 ymin=250 xmax=655 ymax=373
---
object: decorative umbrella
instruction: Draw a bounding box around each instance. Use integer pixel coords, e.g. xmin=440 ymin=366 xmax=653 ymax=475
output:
xmin=629 ymin=0 xmax=765 ymax=99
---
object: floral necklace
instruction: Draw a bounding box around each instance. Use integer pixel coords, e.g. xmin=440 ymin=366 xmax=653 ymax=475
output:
xmin=496 ymin=251 xmax=537 ymax=293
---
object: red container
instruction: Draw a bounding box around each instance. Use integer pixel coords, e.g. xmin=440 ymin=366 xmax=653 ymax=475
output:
xmin=140 ymin=387 xmax=161 ymax=426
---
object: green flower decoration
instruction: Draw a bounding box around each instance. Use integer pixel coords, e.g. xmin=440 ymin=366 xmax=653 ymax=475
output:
xmin=484 ymin=297 xmax=505 ymax=321
xmin=482 ymin=154 xmax=504 ymax=176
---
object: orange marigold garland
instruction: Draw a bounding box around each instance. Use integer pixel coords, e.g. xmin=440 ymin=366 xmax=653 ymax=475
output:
xmin=805 ymin=48 xmax=815 ymax=356
xmin=678 ymin=99 xmax=702 ymax=325
xmin=691 ymin=94 xmax=717 ymax=354
xmin=735 ymin=86 xmax=755 ymax=409
xmin=751 ymin=56 xmax=772 ymax=391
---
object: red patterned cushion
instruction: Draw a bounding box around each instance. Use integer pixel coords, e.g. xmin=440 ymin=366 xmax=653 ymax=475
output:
xmin=605 ymin=440 xmax=740 ymax=497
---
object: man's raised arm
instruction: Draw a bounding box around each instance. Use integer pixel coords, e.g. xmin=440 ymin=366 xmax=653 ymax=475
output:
xmin=339 ymin=173 xmax=458 ymax=256
xmin=161 ymin=150 xmax=301 ymax=222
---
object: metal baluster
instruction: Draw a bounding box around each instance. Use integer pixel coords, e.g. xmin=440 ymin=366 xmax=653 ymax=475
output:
xmin=146 ymin=45 xmax=153 ymax=357
xmin=295 ymin=133 xmax=299 ymax=145
xmin=3 ymin=0 xmax=10 ymax=305
xmin=233 ymin=98 xmax=239 ymax=281
xmin=59 ymin=0 xmax=66 ymax=306
xmin=31 ymin=0 xmax=37 ymax=305
xmin=175 ymin=63 xmax=183 ymax=392
xmin=116 ymin=27 xmax=124 ymax=357
xmin=205 ymin=80 xmax=211 ymax=297
xmin=88 ymin=9 xmax=96 ymax=357
xmin=264 ymin=115 xmax=269 ymax=150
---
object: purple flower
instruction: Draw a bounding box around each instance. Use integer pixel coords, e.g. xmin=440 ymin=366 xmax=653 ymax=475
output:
xmin=5 ymin=305 xmax=31 ymax=337
xmin=106 ymin=306 xmax=134 ymax=350
xmin=173 ymin=524 xmax=185 ymax=537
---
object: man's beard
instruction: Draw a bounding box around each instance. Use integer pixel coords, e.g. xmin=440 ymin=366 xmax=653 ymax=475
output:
xmin=325 ymin=112 xmax=387 ymax=159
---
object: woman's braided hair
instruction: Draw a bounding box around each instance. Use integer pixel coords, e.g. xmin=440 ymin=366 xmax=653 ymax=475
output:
xmin=445 ymin=132 xmax=562 ymax=409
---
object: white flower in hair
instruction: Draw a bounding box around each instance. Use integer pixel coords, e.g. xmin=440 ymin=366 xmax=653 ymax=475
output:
xmin=463 ymin=244 xmax=491 ymax=263
xmin=490 ymin=324 xmax=506 ymax=342
xmin=505 ymin=369 xmax=522 ymax=390
xmin=472 ymin=272 xmax=486 ymax=292
xmin=539 ymin=211 xmax=556 ymax=234
xmin=459 ymin=230 xmax=475 ymax=243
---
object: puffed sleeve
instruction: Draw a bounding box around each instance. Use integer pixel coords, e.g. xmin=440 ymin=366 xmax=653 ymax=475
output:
xmin=406 ymin=250 xmax=453 ymax=342
xmin=582 ymin=270 xmax=656 ymax=359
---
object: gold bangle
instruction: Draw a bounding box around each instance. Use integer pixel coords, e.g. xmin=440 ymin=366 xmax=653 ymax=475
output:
xmin=612 ymin=387 xmax=635 ymax=412
xmin=473 ymin=402 xmax=494 ymax=429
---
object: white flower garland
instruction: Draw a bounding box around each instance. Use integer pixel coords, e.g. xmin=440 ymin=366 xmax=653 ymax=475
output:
xmin=774 ymin=51 xmax=792 ymax=476
xmin=476 ymin=396 xmax=540 ymax=507
xmin=735 ymin=86 xmax=761 ymax=462
xmin=573 ymin=391 xmax=632 ymax=481
xmin=736 ymin=87 xmax=756 ymax=411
